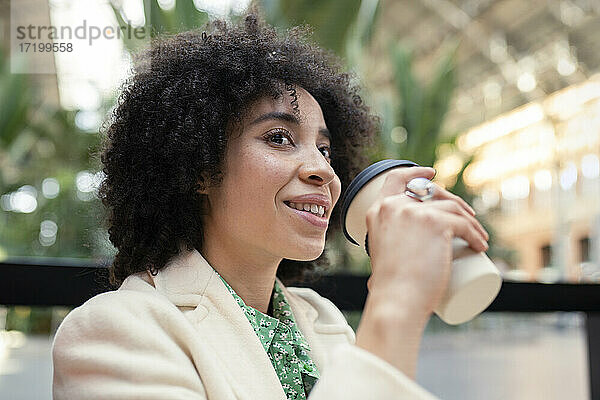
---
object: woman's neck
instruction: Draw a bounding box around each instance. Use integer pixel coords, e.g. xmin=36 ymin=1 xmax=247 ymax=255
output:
xmin=201 ymin=233 xmax=281 ymax=315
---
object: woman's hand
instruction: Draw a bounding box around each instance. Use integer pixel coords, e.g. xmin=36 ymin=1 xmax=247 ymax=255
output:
xmin=364 ymin=166 xmax=489 ymax=320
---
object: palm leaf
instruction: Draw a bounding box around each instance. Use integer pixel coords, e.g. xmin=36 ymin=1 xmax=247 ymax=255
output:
xmin=111 ymin=1 xmax=209 ymax=52
xmin=417 ymin=44 xmax=457 ymax=166
xmin=0 ymin=53 xmax=31 ymax=148
xmin=174 ymin=0 xmax=208 ymax=31
xmin=391 ymin=45 xmax=422 ymax=159
xmin=263 ymin=0 xmax=362 ymax=56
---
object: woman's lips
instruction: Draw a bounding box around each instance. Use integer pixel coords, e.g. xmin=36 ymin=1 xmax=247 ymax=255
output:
xmin=284 ymin=202 xmax=328 ymax=228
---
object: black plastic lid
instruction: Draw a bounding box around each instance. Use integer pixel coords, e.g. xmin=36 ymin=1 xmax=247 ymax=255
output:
xmin=340 ymin=159 xmax=419 ymax=245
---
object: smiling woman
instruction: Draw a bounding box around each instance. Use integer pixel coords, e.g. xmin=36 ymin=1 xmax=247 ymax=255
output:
xmin=97 ymin=14 xmax=375 ymax=290
xmin=51 ymin=10 xmax=442 ymax=400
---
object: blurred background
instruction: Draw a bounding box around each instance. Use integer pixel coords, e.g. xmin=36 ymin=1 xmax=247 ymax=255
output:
xmin=1 ymin=0 xmax=599 ymax=398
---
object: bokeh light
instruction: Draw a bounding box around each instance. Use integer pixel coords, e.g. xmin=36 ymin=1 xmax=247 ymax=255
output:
xmin=42 ymin=178 xmax=60 ymax=199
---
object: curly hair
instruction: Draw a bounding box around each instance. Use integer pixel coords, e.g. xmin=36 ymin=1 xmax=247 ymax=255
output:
xmin=97 ymin=13 xmax=378 ymax=288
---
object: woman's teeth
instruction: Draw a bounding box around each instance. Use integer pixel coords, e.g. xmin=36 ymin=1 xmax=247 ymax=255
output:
xmin=287 ymin=202 xmax=326 ymax=217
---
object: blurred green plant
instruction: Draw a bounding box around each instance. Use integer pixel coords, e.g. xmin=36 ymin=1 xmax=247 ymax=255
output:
xmin=0 ymin=43 xmax=109 ymax=333
xmin=369 ymin=44 xmax=470 ymax=190
xmin=260 ymin=0 xmax=381 ymax=73
xmin=0 ymin=46 xmax=103 ymax=259
xmin=260 ymin=0 xmax=363 ymax=57
xmin=111 ymin=0 xmax=209 ymax=51
xmin=371 ymin=44 xmax=481 ymax=210
xmin=392 ymin=45 xmax=457 ymax=166
xmin=5 ymin=306 xmax=53 ymax=334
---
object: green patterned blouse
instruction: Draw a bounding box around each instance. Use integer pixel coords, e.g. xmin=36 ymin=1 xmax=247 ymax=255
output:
xmin=214 ymin=271 xmax=320 ymax=399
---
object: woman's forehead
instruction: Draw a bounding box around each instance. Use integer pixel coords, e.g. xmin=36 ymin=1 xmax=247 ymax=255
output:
xmin=244 ymin=86 xmax=325 ymax=126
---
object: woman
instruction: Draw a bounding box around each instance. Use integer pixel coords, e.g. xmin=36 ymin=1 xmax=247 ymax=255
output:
xmin=52 ymin=13 xmax=488 ymax=400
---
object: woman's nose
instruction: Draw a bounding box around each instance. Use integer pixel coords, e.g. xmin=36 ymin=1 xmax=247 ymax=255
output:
xmin=298 ymin=148 xmax=336 ymax=185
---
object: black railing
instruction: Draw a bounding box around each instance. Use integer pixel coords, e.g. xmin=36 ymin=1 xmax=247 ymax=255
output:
xmin=1 ymin=257 xmax=599 ymax=399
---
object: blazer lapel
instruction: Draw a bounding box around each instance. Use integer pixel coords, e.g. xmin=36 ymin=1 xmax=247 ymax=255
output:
xmin=149 ymin=248 xmax=286 ymax=400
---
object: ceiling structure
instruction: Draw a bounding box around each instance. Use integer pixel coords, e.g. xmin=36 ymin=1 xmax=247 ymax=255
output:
xmin=364 ymin=0 xmax=600 ymax=135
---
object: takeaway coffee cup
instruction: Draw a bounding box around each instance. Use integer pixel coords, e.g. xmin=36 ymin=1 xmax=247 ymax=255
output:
xmin=340 ymin=159 xmax=502 ymax=325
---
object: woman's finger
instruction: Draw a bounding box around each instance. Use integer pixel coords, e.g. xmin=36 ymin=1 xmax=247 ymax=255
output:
xmin=422 ymin=199 xmax=488 ymax=241
xmin=435 ymin=210 xmax=488 ymax=252
xmin=445 ymin=191 xmax=476 ymax=217
xmin=420 ymin=181 xmax=476 ymax=217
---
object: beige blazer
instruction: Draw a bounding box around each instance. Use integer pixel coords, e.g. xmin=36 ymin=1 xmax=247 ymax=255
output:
xmin=52 ymin=248 xmax=439 ymax=399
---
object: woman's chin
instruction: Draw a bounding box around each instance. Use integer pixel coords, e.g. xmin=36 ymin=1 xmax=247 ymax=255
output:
xmin=285 ymin=243 xmax=325 ymax=261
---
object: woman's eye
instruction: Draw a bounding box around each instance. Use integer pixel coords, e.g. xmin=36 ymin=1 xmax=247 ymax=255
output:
xmin=268 ymin=131 xmax=291 ymax=145
xmin=320 ymin=146 xmax=332 ymax=160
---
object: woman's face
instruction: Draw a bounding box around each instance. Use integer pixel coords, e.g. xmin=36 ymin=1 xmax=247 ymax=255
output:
xmin=201 ymin=86 xmax=341 ymax=263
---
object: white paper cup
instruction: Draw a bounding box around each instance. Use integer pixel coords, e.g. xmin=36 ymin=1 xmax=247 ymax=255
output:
xmin=341 ymin=160 xmax=502 ymax=325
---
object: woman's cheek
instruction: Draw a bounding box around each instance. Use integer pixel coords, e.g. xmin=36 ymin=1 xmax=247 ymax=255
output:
xmin=330 ymin=176 xmax=342 ymax=205
xmin=254 ymin=152 xmax=293 ymax=180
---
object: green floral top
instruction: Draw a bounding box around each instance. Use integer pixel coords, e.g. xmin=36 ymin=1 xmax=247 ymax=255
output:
xmin=215 ymin=271 xmax=320 ymax=399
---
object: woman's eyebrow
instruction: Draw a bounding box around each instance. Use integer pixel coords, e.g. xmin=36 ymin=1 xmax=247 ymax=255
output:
xmin=319 ymin=128 xmax=331 ymax=141
xmin=250 ymin=111 xmax=299 ymax=126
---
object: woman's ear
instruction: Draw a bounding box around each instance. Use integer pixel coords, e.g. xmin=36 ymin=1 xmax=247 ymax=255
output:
xmin=195 ymin=174 xmax=210 ymax=195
